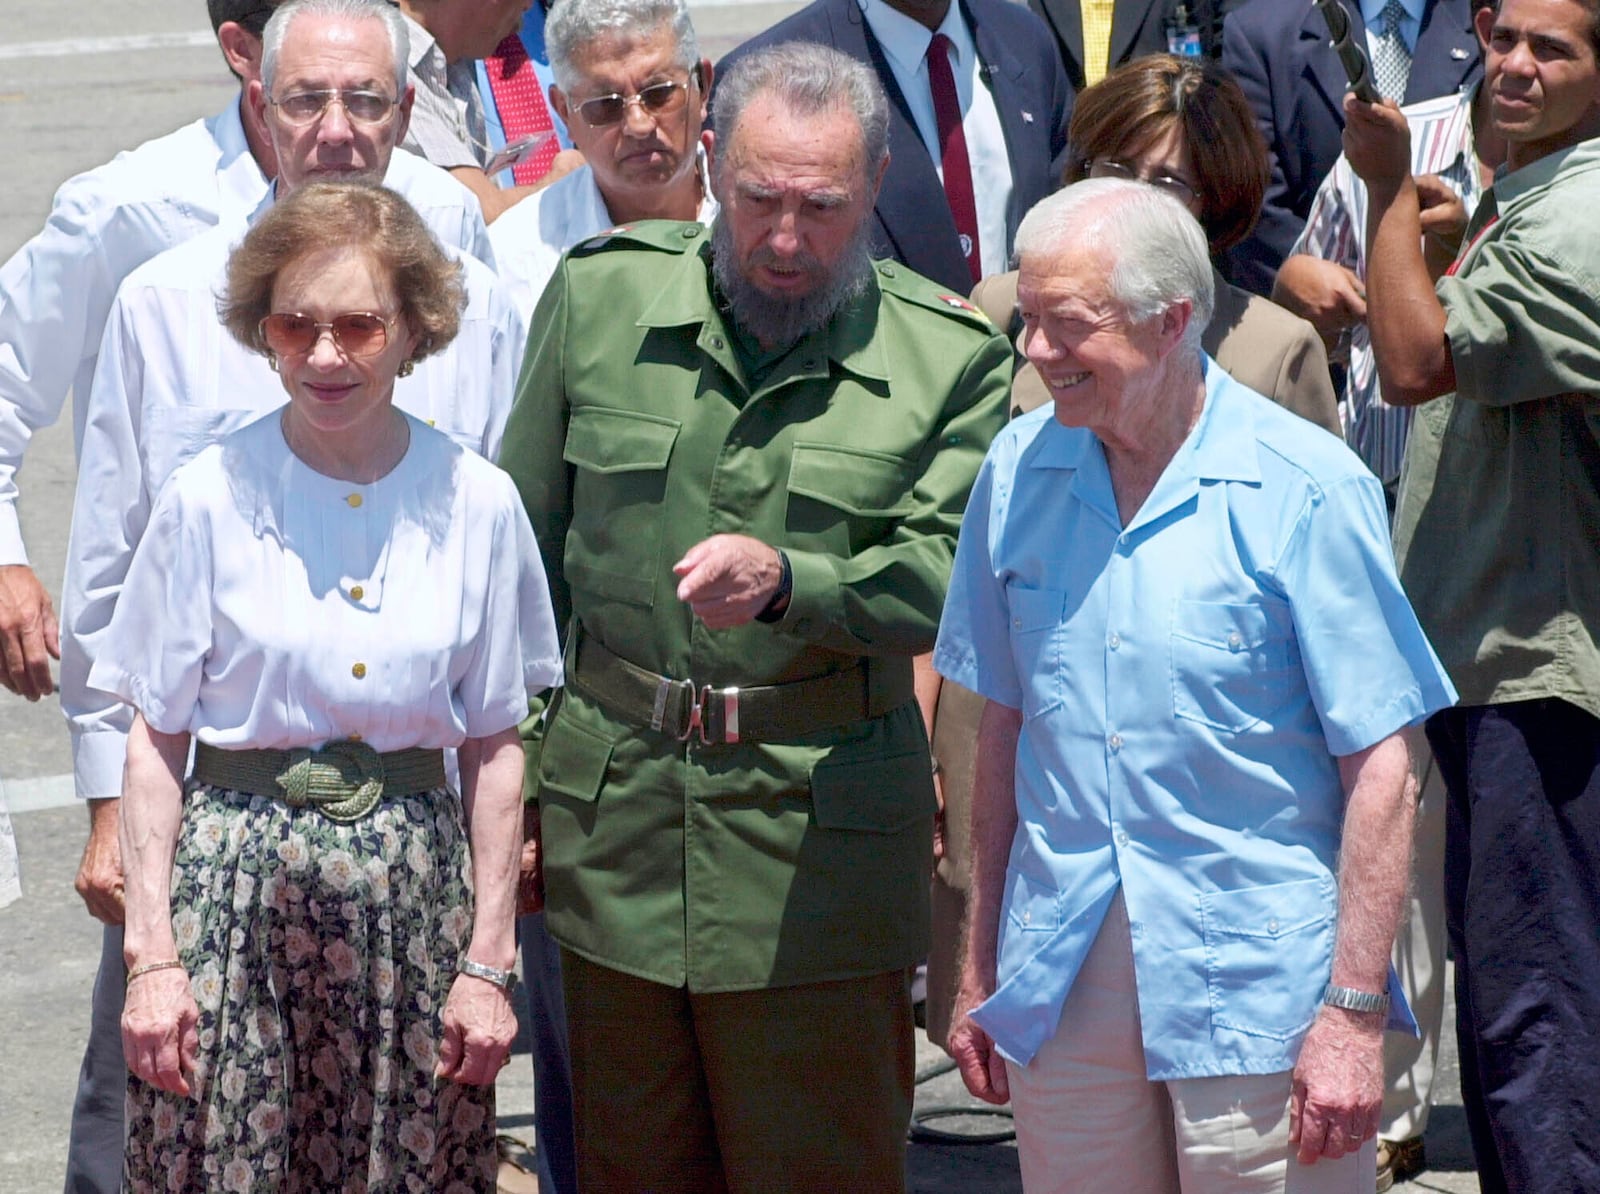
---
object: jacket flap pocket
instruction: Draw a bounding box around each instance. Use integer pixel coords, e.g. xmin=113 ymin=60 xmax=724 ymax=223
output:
xmin=563 ymin=407 xmax=680 ymax=475
xmin=788 ymin=443 xmax=915 ymax=518
xmin=537 ymin=710 xmax=615 ymax=803
xmin=810 ymin=751 xmax=934 ymax=833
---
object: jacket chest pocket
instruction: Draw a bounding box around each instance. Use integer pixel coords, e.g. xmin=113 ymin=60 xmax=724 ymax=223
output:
xmin=1170 ymin=599 xmax=1295 ymax=732
xmin=563 ymin=407 xmax=681 ymax=609
xmin=785 ymin=443 xmax=915 ymax=554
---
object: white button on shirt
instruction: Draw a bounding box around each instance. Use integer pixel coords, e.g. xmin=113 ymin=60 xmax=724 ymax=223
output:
xmin=857 ymin=0 xmax=1015 ymax=279
xmin=87 ymin=414 xmax=562 ymax=752
xmin=61 ymin=198 xmax=526 ymax=800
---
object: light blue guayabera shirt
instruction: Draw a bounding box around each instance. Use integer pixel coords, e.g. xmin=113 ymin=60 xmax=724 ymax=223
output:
xmin=933 ymin=359 xmax=1456 ymax=1077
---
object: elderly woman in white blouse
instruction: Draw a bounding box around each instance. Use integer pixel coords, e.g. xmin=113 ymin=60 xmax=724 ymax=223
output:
xmin=93 ymin=181 xmax=561 ymax=1193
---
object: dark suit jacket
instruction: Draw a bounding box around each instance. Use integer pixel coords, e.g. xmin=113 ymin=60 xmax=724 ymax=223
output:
xmin=1030 ymin=0 xmax=1228 ymax=109
xmin=1220 ymin=0 xmax=1481 ymax=295
xmin=717 ymin=0 xmax=1071 ymax=293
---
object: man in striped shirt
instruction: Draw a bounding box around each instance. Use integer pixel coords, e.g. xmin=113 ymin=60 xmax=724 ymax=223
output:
xmin=1274 ymin=77 xmax=1502 ymax=495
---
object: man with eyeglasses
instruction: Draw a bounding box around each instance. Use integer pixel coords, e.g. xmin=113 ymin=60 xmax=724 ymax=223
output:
xmin=488 ymin=0 xmax=718 ymax=325
xmin=56 ymin=6 xmax=522 ymax=1190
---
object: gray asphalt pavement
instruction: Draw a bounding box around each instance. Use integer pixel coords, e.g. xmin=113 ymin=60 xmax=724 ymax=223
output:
xmin=0 ymin=1 xmax=1479 ymax=1190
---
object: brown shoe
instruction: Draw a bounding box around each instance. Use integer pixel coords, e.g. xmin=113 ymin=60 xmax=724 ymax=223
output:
xmin=1376 ymin=1136 xmax=1425 ymax=1191
xmin=497 ymin=1134 xmax=540 ymax=1194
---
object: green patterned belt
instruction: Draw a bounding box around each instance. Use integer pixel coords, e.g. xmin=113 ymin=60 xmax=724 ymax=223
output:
xmin=191 ymin=741 xmax=447 ymax=823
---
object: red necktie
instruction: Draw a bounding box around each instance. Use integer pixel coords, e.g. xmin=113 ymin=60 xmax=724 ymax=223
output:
xmin=485 ymin=34 xmax=559 ymax=185
xmin=927 ymin=32 xmax=981 ymax=285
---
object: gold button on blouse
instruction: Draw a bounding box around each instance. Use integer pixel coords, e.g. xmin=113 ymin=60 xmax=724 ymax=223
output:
xmin=352 ymin=662 xmax=367 ymax=679
xmin=346 ymin=493 xmax=363 ymax=508
xmin=350 ymin=584 xmax=364 ymax=601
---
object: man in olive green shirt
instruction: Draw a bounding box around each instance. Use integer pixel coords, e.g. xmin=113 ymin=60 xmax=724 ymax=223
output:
xmin=1344 ymin=1 xmax=1600 ymax=1188
xmin=498 ymin=41 xmax=1010 ymax=1192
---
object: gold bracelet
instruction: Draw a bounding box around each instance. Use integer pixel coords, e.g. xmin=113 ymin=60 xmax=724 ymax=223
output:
xmin=126 ymin=959 xmax=185 ymax=985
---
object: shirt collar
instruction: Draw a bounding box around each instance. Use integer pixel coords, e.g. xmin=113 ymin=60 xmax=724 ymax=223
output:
xmin=1026 ymin=355 xmax=1260 ymax=532
xmin=856 ymin=0 xmax=976 ymax=79
xmin=1492 ymin=135 xmax=1600 ymax=210
xmin=1360 ymin=0 xmax=1425 ymax=27
xmin=210 ymin=96 xmax=273 ymax=215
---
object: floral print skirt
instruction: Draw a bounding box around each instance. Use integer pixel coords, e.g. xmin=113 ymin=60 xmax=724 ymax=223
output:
xmin=124 ymin=783 xmax=496 ymax=1193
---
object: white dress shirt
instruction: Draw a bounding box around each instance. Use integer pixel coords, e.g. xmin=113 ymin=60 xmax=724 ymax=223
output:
xmin=88 ymin=413 xmax=562 ymax=751
xmin=0 ymin=98 xmax=495 ymax=568
xmin=487 ymin=146 xmax=719 ymax=325
xmin=61 ymin=196 xmax=526 ymax=801
xmin=857 ymin=0 xmax=1014 ymax=278
xmin=0 ymin=100 xmax=265 ymax=565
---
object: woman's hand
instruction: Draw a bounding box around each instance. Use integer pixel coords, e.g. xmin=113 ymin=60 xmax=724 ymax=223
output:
xmin=435 ymin=973 xmax=518 ymax=1086
xmin=122 ymin=967 xmax=199 ymax=1096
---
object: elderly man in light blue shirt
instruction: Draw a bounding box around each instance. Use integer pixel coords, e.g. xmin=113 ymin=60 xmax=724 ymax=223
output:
xmin=934 ymin=178 xmax=1456 ymax=1193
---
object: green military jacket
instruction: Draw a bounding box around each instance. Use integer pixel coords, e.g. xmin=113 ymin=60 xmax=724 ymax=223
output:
xmin=498 ymin=221 xmax=1011 ymax=991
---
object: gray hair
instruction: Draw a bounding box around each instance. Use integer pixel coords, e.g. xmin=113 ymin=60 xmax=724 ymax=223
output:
xmin=262 ymin=0 xmax=409 ymax=96
xmin=1015 ymin=178 xmax=1215 ymax=352
xmin=545 ymin=0 xmax=699 ymax=94
xmin=712 ymin=42 xmax=889 ymax=181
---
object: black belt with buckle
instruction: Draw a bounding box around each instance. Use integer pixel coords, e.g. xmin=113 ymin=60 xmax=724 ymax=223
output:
xmin=568 ymin=629 xmax=912 ymax=744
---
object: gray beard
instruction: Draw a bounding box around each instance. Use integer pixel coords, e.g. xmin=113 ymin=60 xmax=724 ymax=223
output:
xmin=710 ymin=216 xmax=876 ymax=352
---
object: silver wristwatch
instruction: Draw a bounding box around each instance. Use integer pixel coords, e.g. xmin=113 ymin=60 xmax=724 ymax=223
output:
xmin=459 ymin=959 xmax=518 ymax=991
xmin=1323 ymin=983 xmax=1389 ymax=1015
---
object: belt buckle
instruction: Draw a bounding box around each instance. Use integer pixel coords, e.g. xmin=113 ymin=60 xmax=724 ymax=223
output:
xmin=692 ymin=685 xmax=740 ymax=745
xmin=276 ymin=740 xmax=386 ymax=823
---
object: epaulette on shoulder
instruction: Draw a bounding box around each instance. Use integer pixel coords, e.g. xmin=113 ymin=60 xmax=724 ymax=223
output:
xmin=569 ymin=219 xmax=707 ymax=257
xmin=873 ymin=260 xmax=997 ymax=333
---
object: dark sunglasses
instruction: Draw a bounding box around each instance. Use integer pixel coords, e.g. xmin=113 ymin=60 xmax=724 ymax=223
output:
xmin=259 ymin=311 xmax=393 ymax=358
xmin=574 ymin=68 xmax=698 ymax=128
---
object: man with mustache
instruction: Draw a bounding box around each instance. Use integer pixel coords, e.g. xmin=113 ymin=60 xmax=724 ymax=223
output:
xmin=497 ymin=41 xmax=1010 ymax=1192
xmin=1345 ymin=0 xmax=1600 ymax=1188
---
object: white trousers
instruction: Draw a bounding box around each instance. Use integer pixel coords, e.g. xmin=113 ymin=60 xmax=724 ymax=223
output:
xmin=1005 ymin=894 xmax=1374 ymax=1194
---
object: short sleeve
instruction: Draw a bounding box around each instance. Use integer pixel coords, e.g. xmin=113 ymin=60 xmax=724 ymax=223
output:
xmin=1441 ymin=236 xmax=1600 ymax=407
xmin=85 ymin=472 xmax=215 ymax=734
xmin=933 ymin=450 xmax=1023 ymax=710
xmin=1275 ymin=474 xmax=1457 ymax=755
xmin=455 ymin=470 xmax=564 ymax=738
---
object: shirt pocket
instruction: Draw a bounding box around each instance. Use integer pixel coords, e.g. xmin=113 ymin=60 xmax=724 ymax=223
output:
xmin=1170 ymin=599 xmax=1294 ymax=732
xmin=1006 ymin=585 xmax=1065 ymax=719
xmin=562 ymin=406 xmax=681 ymax=609
xmin=810 ymin=750 xmax=935 ymax=834
xmin=785 ymin=443 xmax=915 ymax=555
xmin=142 ymin=406 xmax=260 ymax=497
xmin=1201 ymin=877 xmax=1334 ymax=1042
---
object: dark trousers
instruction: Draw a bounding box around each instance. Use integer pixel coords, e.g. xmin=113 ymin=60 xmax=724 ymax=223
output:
xmin=518 ymin=912 xmax=577 ymax=1194
xmin=63 ymin=923 xmax=126 ymax=1193
xmin=1429 ymin=699 xmax=1600 ymax=1194
xmin=562 ymin=949 xmax=914 ymax=1193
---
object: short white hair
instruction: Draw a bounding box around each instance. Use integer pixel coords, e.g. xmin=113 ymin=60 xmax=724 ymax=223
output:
xmin=545 ymin=0 xmax=699 ymax=94
xmin=262 ymin=0 xmax=408 ymax=96
xmin=1015 ymin=178 xmax=1215 ymax=351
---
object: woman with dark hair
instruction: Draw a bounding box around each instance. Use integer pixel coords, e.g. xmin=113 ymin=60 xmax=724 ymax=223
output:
xmin=103 ymin=180 xmax=562 ymax=1192
xmin=970 ymin=54 xmax=1341 ymax=433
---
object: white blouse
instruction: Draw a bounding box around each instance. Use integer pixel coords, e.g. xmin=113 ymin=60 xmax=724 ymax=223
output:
xmin=88 ymin=411 xmax=562 ymax=752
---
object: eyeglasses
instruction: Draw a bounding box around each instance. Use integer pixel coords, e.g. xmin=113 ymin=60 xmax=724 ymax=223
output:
xmin=573 ymin=77 xmax=694 ymax=128
xmin=1087 ymin=158 xmax=1199 ymax=205
xmin=259 ymin=311 xmax=393 ymax=358
xmin=268 ymin=88 xmax=398 ymax=127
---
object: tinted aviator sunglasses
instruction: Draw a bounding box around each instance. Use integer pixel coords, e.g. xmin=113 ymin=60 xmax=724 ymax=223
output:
xmin=260 ymin=312 xmax=393 ymax=358
xmin=573 ymin=64 xmax=701 ymax=128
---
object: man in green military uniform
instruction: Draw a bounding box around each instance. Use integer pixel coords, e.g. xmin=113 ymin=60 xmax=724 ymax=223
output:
xmin=497 ymin=40 xmax=1011 ymax=1193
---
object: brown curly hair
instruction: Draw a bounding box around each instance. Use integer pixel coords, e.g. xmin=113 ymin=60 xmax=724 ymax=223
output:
xmin=1064 ymin=54 xmax=1270 ymax=255
xmin=220 ymin=180 xmax=465 ymax=363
